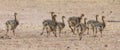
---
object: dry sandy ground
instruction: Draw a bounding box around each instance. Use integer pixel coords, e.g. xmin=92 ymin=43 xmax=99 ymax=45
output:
xmin=0 ymin=0 xmax=120 ymax=50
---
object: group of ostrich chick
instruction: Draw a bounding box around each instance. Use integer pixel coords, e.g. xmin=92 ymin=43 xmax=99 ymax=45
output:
xmin=2 ymin=12 xmax=106 ymax=40
xmin=40 ymin=12 xmax=106 ymax=40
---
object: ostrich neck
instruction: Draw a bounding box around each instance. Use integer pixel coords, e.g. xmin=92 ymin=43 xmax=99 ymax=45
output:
xmin=52 ymin=17 xmax=56 ymax=22
xmin=96 ymin=16 xmax=98 ymax=22
xmin=14 ymin=15 xmax=17 ymax=20
xmin=84 ymin=19 xmax=87 ymax=26
xmin=80 ymin=16 xmax=83 ymax=22
xmin=80 ymin=16 xmax=83 ymax=19
xmin=62 ymin=18 xmax=65 ymax=24
xmin=102 ymin=18 xmax=106 ymax=28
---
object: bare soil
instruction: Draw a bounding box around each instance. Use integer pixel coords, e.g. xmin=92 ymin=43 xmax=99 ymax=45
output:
xmin=0 ymin=0 xmax=120 ymax=50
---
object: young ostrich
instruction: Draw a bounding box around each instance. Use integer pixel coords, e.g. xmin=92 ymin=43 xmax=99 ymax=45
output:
xmin=87 ymin=15 xmax=99 ymax=35
xmin=41 ymin=12 xmax=57 ymax=37
xmin=75 ymin=18 xmax=88 ymax=40
xmin=6 ymin=12 xmax=19 ymax=36
xmin=57 ymin=16 xmax=65 ymax=36
xmin=93 ymin=16 xmax=106 ymax=37
xmin=68 ymin=14 xmax=84 ymax=34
